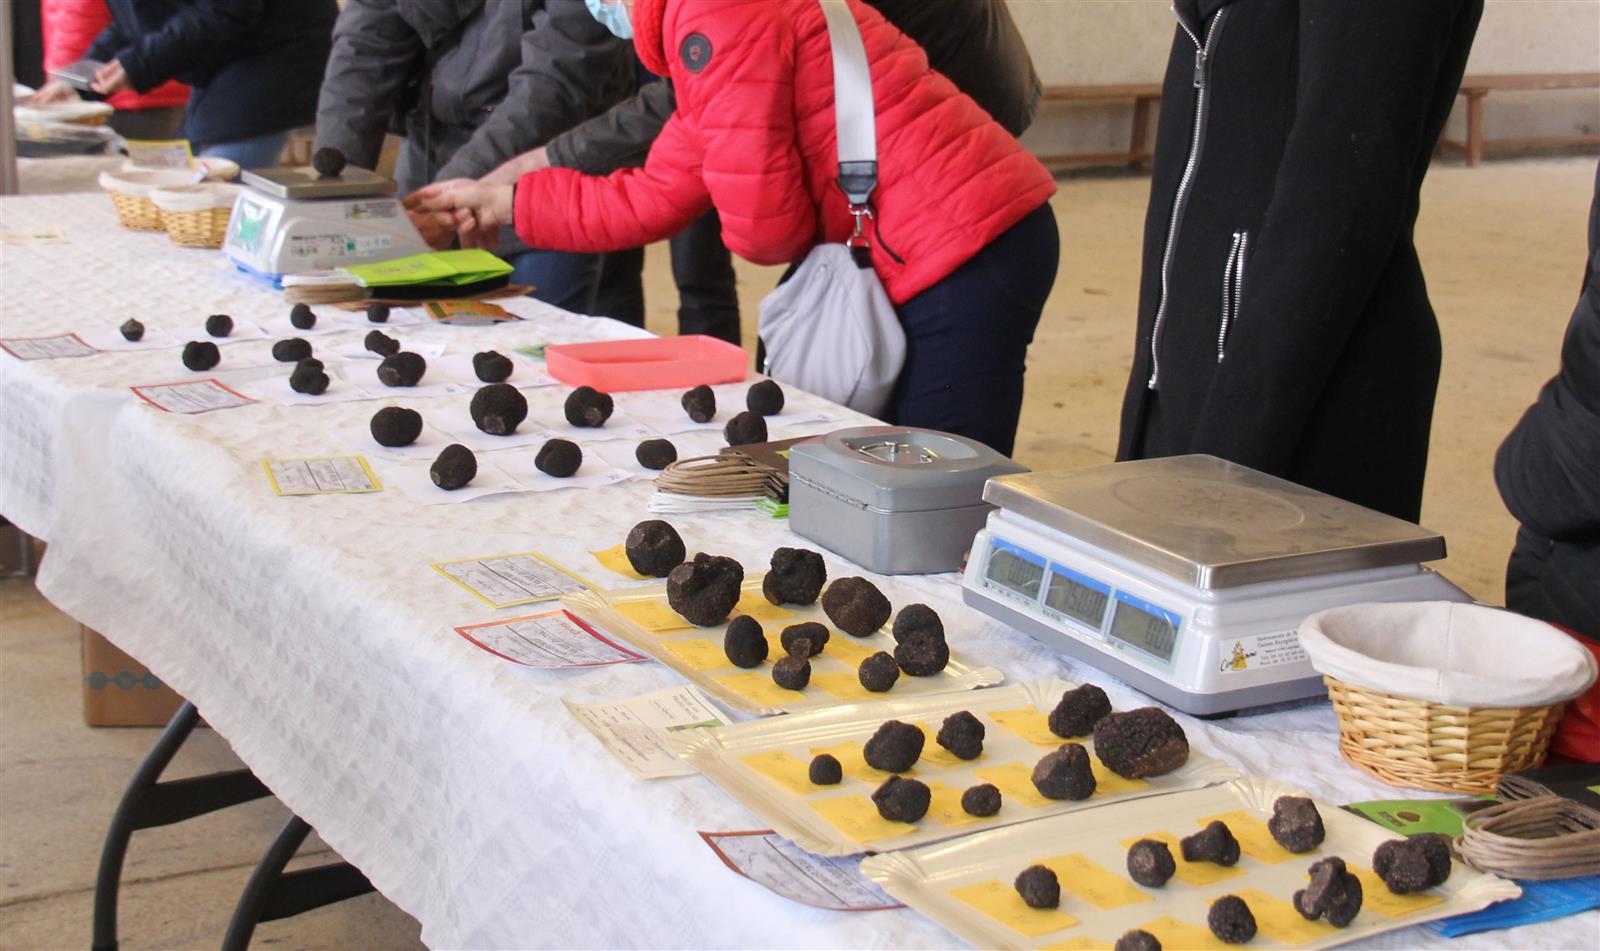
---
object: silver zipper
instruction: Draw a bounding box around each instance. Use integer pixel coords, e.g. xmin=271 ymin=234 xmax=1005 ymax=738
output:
xmin=1147 ymin=7 xmax=1226 ymax=389
xmin=1217 ymin=230 xmax=1248 ymax=362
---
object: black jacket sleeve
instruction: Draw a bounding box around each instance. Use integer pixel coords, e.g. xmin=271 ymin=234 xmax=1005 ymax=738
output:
xmin=85 ymin=19 xmax=129 ymax=65
xmin=545 ymin=80 xmax=676 ymax=176
xmin=114 ymin=0 xmax=267 ymax=94
xmin=313 ymin=0 xmax=423 ymax=174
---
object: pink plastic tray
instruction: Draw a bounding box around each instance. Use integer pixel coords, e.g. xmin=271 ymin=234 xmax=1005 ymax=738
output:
xmin=544 ymin=335 xmax=749 ymax=392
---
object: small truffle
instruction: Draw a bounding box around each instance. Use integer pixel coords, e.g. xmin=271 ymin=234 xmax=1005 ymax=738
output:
xmin=936 ymin=711 xmax=985 ymax=760
xmin=119 ymin=318 xmax=144 ymax=342
xmin=1269 ymin=796 xmax=1326 ymax=854
xmin=289 ymin=303 xmax=316 ymax=330
xmin=564 ymin=386 xmax=614 ymax=427
xmin=1207 ymin=895 xmax=1257 ymax=944
xmin=681 ymin=384 xmax=716 ymax=423
xmin=204 ymin=313 xmax=233 ymax=337
xmin=772 ymin=653 xmax=811 ymax=691
xmin=892 ymin=604 xmax=945 ymax=644
xmin=780 ymin=621 xmax=829 ymax=657
xmin=961 ymin=783 xmax=1002 ymax=817
xmin=624 ymin=520 xmax=685 ymax=577
xmin=1092 ymin=707 xmax=1190 ymax=779
xmin=369 ymin=406 xmax=422 ymax=447
xmin=535 ymin=438 xmax=582 ymax=477
xmin=863 ymin=720 xmax=925 ymax=773
xmin=1181 ymin=821 xmax=1242 ymax=867
xmin=364 ymin=330 xmax=399 ymax=356
xmin=289 ymin=358 xmax=329 ymax=395
xmin=636 ymin=438 xmax=677 ymax=470
xmin=762 ymin=547 xmax=827 ymax=606
xmin=747 ymin=379 xmax=785 ymax=416
xmin=1049 ymin=684 xmax=1112 ymax=738
xmin=1294 ymin=856 xmax=1363 ymax=928
xmin=1031 ymin=743 xmax=1097 ymax=801
xmin=366 ymin=302 xmax=390 ymax=323
xmin=1126 ymin=839 xmax=1176 ymax=888
xmin=665 ymin=552 xmax=744 ymax=626
xmin=724 ymin=410 xmax=767 ymax=446
xmin=821 ymin=577 xmax=891 ymax=637
xmin=809 ymin=754 xmax=843 ymax=786
xmin=469 ymin=383 xmax=529 ymax=436
xmin=311 ymin=146 xmax=347 ymax=177
xmin=472 ymin=350 xmax=514 ymax=383
xmin=1013 ymin=865 xmax=1060 ymax=909
xmin=272 ymin=338 xmax=312 ymax=363
xmin=895 ymin=636 xmax=950 ymax=676
xmin=723 ymin=615 xmax=768 ymax=669
xmin=429 ymin=443 xmax=477 ymax=489
xmin=377 ymin=351 xmax=426 ymax=387
xmin=182 ymin=340 xmax=220 ymax=371
xmin=1115 ymin=931 xmax=1162 ymax=951
xmin=857 ymin=651 xmax=900 ymax=692
xmin=871 ymin=776 xmax=930 ymax=823
xmin=1372 ymin=835 xmax=1452 ymax=894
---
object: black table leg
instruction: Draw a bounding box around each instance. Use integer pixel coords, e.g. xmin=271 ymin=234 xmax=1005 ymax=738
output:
xmin=221 ymin=815 xmax=376 ymax=951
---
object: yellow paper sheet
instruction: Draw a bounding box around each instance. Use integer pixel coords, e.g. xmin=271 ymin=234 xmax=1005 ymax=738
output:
xmin=615 ymin=599 xmax=694 ymax=632
xmin=1088 ymin=753 xmax=1150 ymax=796
xmin=917 ymin=722 xmax=975 ymax=767
xmin=739 ymin=750 xmax=819 ymax=796
xmin=590 ymin=544 xmax=650 ymax=580
xmin=659 ymin=638 xmax=728 ymax=671
xmin=1198 ymin=811 xmax=1302 ymax=864
xmin=809 ymin=741 xmax=915 ymax=783
xmin=1042 ymin=938 xmax=1112 ymax=951
xmin=971 ymin=761 xmax=1052 ymax=808
xmin=923 ymin=780 xmax=987 ymax=827
xmin=1351 ymin=866 xmax=1446 ymax=918
xmin=1233 ymin=887 xmax=1340 ymax=945
xmin=1136 ymin=915 xmax=1232 ymax=951
xmin=948 ymin=880 xmax=1079 ymax=938
xmin=811 ymin=671 xmax=876 ymax=702
xmin=1041 ymin=853 xmax=1153 ymax=911
xmin=989 ymin=708 xmax=1062 ymax=746
xmin=733 ymin=591 xmax=796 ymax=624
xmin=809 ymin=795 xmax=917 ymax=843
xmin=1119 ymin=833 xmax=1245 ymax=886
xmin=824 ymin=635 xmax=878 ymax=666
xmin=715 ymin=671 xmax=805 ymax=707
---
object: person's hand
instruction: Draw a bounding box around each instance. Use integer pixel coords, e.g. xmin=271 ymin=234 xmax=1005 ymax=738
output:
xmin=407 ymin=179 xmax=514 ymax=251
xmin=481 ymin=147 xmax=549 ymax=186
xmin=30 ymin=80 xmax=80 ymax=104
xmin=406 ymin=206 xmax=456 ymax=251
xmin=91 ymin=60 xmax=129 ymax=96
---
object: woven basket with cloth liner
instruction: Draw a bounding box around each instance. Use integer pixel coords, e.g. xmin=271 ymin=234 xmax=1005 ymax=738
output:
xmin=98 ymin=160 xmax=238 ymax=232
xmin=150 ymin=183 xmax=242 ymax=248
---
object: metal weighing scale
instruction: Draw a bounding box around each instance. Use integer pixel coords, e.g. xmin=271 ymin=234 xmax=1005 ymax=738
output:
xmin=961 ymin=455 xmax=1471 ymax=715
xmin=222 ymin=166 xmax=431 ymax=284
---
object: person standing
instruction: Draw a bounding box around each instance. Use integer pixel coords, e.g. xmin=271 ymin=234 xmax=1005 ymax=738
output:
xmin=1116 ymin=0 xmax=1483 ymax=522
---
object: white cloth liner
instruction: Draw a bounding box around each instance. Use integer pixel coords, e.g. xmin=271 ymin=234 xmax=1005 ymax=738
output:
xmin=150 ymin=183 xmax=241 ymax=213
xmin=1299 ymin=601 xmax=1597 ymax=707
xmin=97 ymin=168 xmax=199 ymax=197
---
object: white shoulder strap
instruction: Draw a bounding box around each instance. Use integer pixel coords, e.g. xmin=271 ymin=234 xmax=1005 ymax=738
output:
xmin=818 ymin=0 xmax=877 ymax=207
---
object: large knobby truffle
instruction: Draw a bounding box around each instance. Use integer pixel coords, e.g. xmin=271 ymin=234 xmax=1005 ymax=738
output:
xmin=747 ymin=378 xmax=785 ymax=416
xmin=961 ymin=783 xmax=1001 ymax=817
xmin=1207 ymin=895 xmax=1257 ymax=944
xmin=1115 ymin=930 xmax=1161 ymax=951
xmin=858 ymin=651 xmax=899 ymax=692
xmin=364 ymin=330 xmax=399 ymax=356
xmin=366 ymin=302 xmax=390 ymax=323
xmin=1182 ymin=821 xmax=1242 ymax=866
xmin=1049 ymin=683 xmax=1112 ymax=738
xmin=204 ymin=313 xmax=233 ymax=337
xmin=636 ymin=438 xmax=677 ymax=470
xmin=895 ymin=635 xmax=949 ymax=676
xmin=809 ymin=754 xmax=842 ymax=785
xmin=863 ymin=720 xmax=924 ymax=773
xmin=1372 ymin=835 xmax=1452 ymax=894
xmin=762 ymin=547 xmax=827 ymax=606
xmin=377 ymin=351 xmax=426 ymax=387
xmin=564 ymin=386 xmax=614 ymax=427
xmin=1126 ymin=839 xmax=1176 ymax=887
xmin=666 ymin=553 xmax=744 ymax=626
xmin=871 ymin=776 xmax=930 ymax=823
xmin=469 ymin=383 xmax=528 ymax=435
xmin=535 ymin=438 xmax=582 ymax=477
xmin=1294 ymin=856 xmax=1363 ymax=928
xmin=119 ymin=318 xmax=144 ymax=342
xmin=1013 ymin=865 xmax=1060 ymax=909
xmin=289 ymin=358 xmax=329 ymax=394
xmin=369 ymin=406 xmax=422 ymax=447
xmin=473 ymin=350 xmax=514 ymax=383
xmin=311 ymin=146 xmax=347 ymax=177
xmin=936 ymin=711 xmax=985 ymax=760
xmin=892 ymin=604 xmax=945 ymax=644
xmin=1092 ymin=707 xmax=1189 ymax=779
xmin=625 ymin=520 xmax=685 ymax=577
xmin=821 ymin=577 xmax=891 ymax=636
xmin=780 ymin=622 xmax=829 ymax=657
xmin=1269 ymin=796 xmax=1326 ymax=854
xmin=272 ymin=338 xmax=312 ymax=363
xmin=182 ymin=340 xmax=219 ymax=371
xmin=723 ymin=615 xmax=768 ymax=669
xmin=1031 ymin=743 xmax=1096 ymax=800
xmin=724 ymin=410 xmax=767 ymax=445
xmin=430 ymin=444 xmax=477 ymax=489
xmin=681 ymin=384 xmax=716 ymax=423
xmin=289 ymin=303 xmax=316 ymax=330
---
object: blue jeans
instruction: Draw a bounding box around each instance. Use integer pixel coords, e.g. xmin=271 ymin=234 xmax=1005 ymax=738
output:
xmin=510 ymin=248 xmax=604 ymax=315
xmin=198 ymin=130 xmax=293 ymax=171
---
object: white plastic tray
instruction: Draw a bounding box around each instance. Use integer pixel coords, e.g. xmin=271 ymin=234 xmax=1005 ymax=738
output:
xmin=666 ymin=679 xmax=1237 ymax=856
xmin=862 ymin=777 xmax=1521 ymax=950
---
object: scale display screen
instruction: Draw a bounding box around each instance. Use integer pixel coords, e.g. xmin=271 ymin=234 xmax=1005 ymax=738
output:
xmin=1043 ymin=568 xmax=1110 ymax=629
xmin=1107 ymin=592 xmax=1180 ymax=663
xmin=984 ymin=540 xmax=1045 ymax=600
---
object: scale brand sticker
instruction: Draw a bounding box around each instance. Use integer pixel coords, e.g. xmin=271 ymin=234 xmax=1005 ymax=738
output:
xmin=287 ymin=234 xmax=393 ymax=259
xmin=1218 ymin=630 xmax=1307 ymax=675
xmin=345 ymin=201 xmax=398 ymax=220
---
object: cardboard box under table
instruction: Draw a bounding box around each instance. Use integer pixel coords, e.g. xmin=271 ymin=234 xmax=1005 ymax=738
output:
xmin=81 ymin=626 xmax=183 ymax=727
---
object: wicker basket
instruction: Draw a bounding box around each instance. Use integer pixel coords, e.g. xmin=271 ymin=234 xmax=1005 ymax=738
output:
xmin=151 ymin=184 xmax=240 ymax=249
xmin=100 ymin=169 xmax=197 ymax=231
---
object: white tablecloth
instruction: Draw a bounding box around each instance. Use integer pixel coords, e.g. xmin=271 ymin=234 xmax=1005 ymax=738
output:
xmin=1 ymin=194 xmax=1591 ymax=949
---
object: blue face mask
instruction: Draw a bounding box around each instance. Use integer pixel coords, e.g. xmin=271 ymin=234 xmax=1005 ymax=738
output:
xmin=585 ymin=0 xmax=633 ymax=39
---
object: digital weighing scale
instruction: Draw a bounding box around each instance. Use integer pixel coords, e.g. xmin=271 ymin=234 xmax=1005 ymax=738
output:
xmin=222 ymin=166 xmax=430 ymax=284
xmin=961 ymin=455 xmax=1471 ymax=715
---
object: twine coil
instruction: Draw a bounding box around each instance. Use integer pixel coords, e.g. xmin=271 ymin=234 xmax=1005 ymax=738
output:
xmin=655 ymin=453 xmax=773 ymax=498
xmin=1456 ymin=796 xmax=1600 ymax=880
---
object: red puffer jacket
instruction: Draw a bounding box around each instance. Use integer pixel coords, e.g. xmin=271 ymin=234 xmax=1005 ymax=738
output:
xmin=514 ymin=0 xmax=1056 ymax=305
xmin=41 ymin=0 xmax=188 ymax=112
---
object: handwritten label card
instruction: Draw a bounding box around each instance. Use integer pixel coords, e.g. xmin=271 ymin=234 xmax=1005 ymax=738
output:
xmin=262 ymin=455 xmax=381 ymax=496
xmin=131 ymin=379 xmax=256 ymax=413
xmin=454 ymin=610 xmax=644 ymax=668
xmin=433 ymin=551 xmax=591 ymax=608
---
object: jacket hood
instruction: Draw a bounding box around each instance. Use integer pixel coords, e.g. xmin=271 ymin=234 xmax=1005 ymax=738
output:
xmin=633 ymin=0 xmax=671 ymax=76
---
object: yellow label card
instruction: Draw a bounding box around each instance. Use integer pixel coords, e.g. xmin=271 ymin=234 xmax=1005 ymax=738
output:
xmin=1135 ymin=915 xmax=1232 ymax=951
xmin=733 ymin=591 xmax=796 ymax=624
xmin=824 ymin=635 xmax=878 ymax=666
xmin=615 ymin=599 xmax=694 ymax=632
xmin=1198 ymin=811 xmax=1302 ymax=864
xmin=923 ymin=780 xmax=987 ymax=827
xmin=1119 ymin=833 xmax=1244 ymax=886
xmin=810 ymin=795 xmax=917 ymax=843
xmin=1088 ymin=753 xmax=1150 ymax=795
xmin=1233 ymin=888 xmax=1339 ymax=945
xmin=808 ymin=741 xmax=914 ymax=783
xmin=660 ymin=638 xmax=728 ymax=671
xmin=971 ymin=762 xmax=1052 ymax=808
xmin=990 ymin=708 xmax=1062 ymax=746
xmin=948 ymin=880 xmax=1078 ymax=938
xmin=917 ymin=723 xmax=973 ymax=768
xmin=262 ymin=455 xmax=380 ymax=496
xmin=714 ymin=671 xmax=804 ymax=707
xmin=739 ymin=750 xmax=818 ymax=796
xmin=812 ymin=671 xmax=875 ymax=702
xmin=1042 ymin=853 xmax=1153 ymax=910
xmin=1351 ymin=867 xmax=1445 ymax=917
xmin=590 ymin=544 xmax=650 ymax=580
xmin=1042 ymin=938 xmax=1112 ymax=951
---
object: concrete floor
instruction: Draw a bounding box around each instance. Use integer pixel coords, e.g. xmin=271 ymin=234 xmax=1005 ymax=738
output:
xmin=0 ymin=156 xmax=1593 ymax=949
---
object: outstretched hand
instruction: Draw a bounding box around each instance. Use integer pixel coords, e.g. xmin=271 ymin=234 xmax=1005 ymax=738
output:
xmin=406 ymin=180 xmax=515 ymax=252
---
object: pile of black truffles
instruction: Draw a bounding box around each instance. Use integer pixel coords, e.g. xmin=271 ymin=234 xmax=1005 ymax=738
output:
xmin=182 ymin=340 xmax=219 ymax=371
xmin=289 ymin=358 xmax=329 ymax=394
xmin=470 ymin=383 xmax=528 ymax=435
xmin=430 ymin=443 xmax=476 ymax=489
xmin=763 ymin=547 xmax=826 ymax=606
xmin=312 ymin=146 xmax=346 ymax=178
xmin=723 ymin=615 xmax=768 ymax=669
xmin=771 ymin=639 xmax=812 ymax=690
xmin=1294 ymin=856 xmax=1363 ymax=927
xmin=272 ymin=338 xmax=312 ymax=363
xmin=370 ymin=406 xmax=422 ymax=447
xmin=681 ymin=384 xmax=716 ymax=423
xmin=1013 ymin=865 xmax=1060 ymax=909
xmin=564 ymin=386 xmax=613 ymax=427
xmin=377 ymin=351 xmax=426 ymax=387
xmin=808 ymin=753 xmax=842 ymax=786
xmin=863 ymin=720 xmax=924 ymax=772
xmin=367 ymin=302 xmax=390 ymax=323
xmin=892 ymin=603 xmax=950 ymax=676
xmin=204 ymin=313 xmax=233 ymax=337
xmin=746 ymin=379 xmax=784 ymax=416
xmin=1207 ymin=894 xmax=1257 ymax=944
xmin=1114 ymin=930 xmax=1161 ymax=951
xmin=961 ymin=783 xmax=1001 ymax=817
xmin=936 ymin=710 xmax=985 ymax=760
xmin=1126 ymin=838 xmax=1176 ymax=887
xmin=119 ymin=318 xmax=144 ymax=342
xmin=535 ymin=438 xmax=582 ymax=477
xmin=290 ymin=303 xmax=316 ymax=330
xmin=1372 ymin=834 xmax=1452 ymax=894
xmin=1181 ymin=820 xmax=1241 ymax=866
xmin=1269 ymin=795 xmax=1326 ymax=853
xmin=724 ymin=410 xmax=767 ymax=446
xmin=473 ymin=350 xmax=513 ymax=383
xmin=857 ymin=651 xmax=900 ymax=692
xmin=636 ymin=438 xmax=677 ymax=470
xmin=822 ymin=577 xmax=891 ymax=636
xmin=364 ymin=330 xmax=400 ymax=356
xmin=624 ymin=520 xmax=685 ymax=577
xmin=871 ymin=775 xmax=930 ymax=823
xmin=1092 ymin=707 xmax=1189 ymax=779
xmin=1031 ymin=743 xmax=1096 ymax=800
xmin=1049 ymin=683 xmax=1112 ymax=738
xmin=780 ymin=621 xmax=829 ymax=656
xmin=666 ymin=552 xmax=744 ymax=626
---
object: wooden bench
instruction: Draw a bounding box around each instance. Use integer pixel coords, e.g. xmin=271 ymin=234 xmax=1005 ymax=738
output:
xmin=1439 ymin=73 xmax=1600 ymax=166
xmin=1032 ymin=83 xmax=1163 ymax=169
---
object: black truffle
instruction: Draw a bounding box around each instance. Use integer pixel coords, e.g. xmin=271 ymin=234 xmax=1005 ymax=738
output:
xmin=1115 ymin=930 xmax=1161 ymax=951
xmin=961 ymin=783 xmax=1002 ymax=817
xmin=369 ymin=406 xmax=422 ymax=447
xmin=1414 ymin=833 xmax=1454 ymax=885
xmin=1031 ymin=743 xmax=1097 ymax=801
xmin=857 ymin=651 xmax=900 ymax=692
xmin=936 ymin=711 xmax=985 ymax=760
xmin=289 ymin=358 xmax=329 ymax=395
xmin=204 ymin=313 xmax=233 ymax=337
xmin=1049 ymin=684 xmax=1112 ymax=739
xmin=1372 ymin=835 xmax=1452 ymax=894
xmin=311 ymin=146 xmax=347 ymax=177
xmin=535 ymin=438 xmax=582 ymax=477
xmin=780 ymin=621 xmax=829 ymax=657
xmin=289 ymin=303 xmax=316 ymax=330
xmin=892 ymin=604 xmax=945 ymax=644
xmin=469 ymin=383 xmax=529 ymax=436
xmin=772 ymin=653 xmax=811 ymax=690
xmin=762 ymin=547 xmax=827 ymax=606
xmin=636 ymin=438 xmax=677 ymax=470
xmin=724 ymin=410 xmax=767 ymax=446
xmin=1092 ymin=707 xmax=1189 ymax=779
xmin=1181 ymin=821 xmax=1242 ymax=867
xmin=366 ymin=302 xmax=390 ymax=323
xmin=871 ymin=776 xmax=930 ymax=823
xmin=1013 ymin=865 xmax=1060 ymax=909
xmin=1269 ymin=796 xmax=1326 ymax=854
xmin=1207 ymin=895 xmax=1257 ymax=944
xmin=564 ymin=385 xmax=614 ymax=427
xmin=809 ymin=753 xmax=842 ymax=785
xmin=1294 ymin=856 xmax=1363 ymax=928
xmin=723 ymin=615 xmax=768 ymax=669
xmin=430 ymin=443 xmax=477 ymax=489
xmin=863 ymin=720 xmax=924 ymax=773
xmin=666 ymin=552 xmax=744 ymax=626
xmin=821 ymin=577 xmax=891 ymax=637
xmin=119 ymin=318 xmax=144 ymax=342
xmin=624 ymin=519 xmax=685 ymax=577
xmin=272 ymin=338 xmax=312 ymax=363
xmin=1126 ymin=839 xmax=1176 ymax=888
xmin=377 ymin=351 xmax=426 ymax=387
xmin=181 ymin=341 xmax=219 ymax=371
xmin=681 ymin=384 xmax=716 ymax=423
xmin=473 ymin=350 xmax=514 ymax=383
xmin=895 ymin=636 xmax=950 ymax=676
xmin=747 ymin=379 xmax=785 ymax=416
xmin=364 ymin=330 xmax=399 ymax=356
